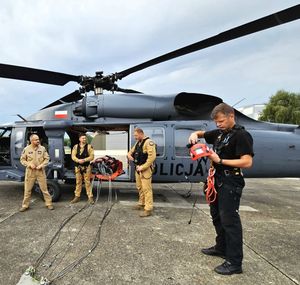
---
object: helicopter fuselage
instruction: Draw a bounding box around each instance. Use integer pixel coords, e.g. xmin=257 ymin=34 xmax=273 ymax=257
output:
xmin=0 ymin=93 xmax=299 ymax=201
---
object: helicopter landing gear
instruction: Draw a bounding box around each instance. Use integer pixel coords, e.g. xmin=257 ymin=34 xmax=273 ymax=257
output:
xmin=34 ymin=180 xmax=61 ymax=202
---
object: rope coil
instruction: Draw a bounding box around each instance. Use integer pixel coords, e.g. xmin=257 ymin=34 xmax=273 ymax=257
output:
xmin=204 ymin=167 xmax=217 ymax=204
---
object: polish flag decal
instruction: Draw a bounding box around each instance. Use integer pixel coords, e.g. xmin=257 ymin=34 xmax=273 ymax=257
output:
xmin=54 ymin=110 xmax=68 ymax=119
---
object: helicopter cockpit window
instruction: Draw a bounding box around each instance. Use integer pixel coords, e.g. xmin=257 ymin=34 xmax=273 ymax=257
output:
xmin=64 ymin=133 xmax=72 ymax=154
xmin=15 ymin=130 xmax=24 ymax=156
xmin=25 ymin=128 xmax=48 ymax=149
xmin=175 ymin=129 xmax=205 ymax=157
xmin=142 ymin=127 xmax=164 ymax=157
xmin=64 ymin=132 xmax=72 ymax=168
xmin=0 ymin=128 xmax=12 ymax=166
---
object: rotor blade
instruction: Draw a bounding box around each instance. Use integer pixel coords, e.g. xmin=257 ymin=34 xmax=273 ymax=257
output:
xmin=42 ymin=90 xmax=83 ymax=109
xmin=0 ymin=63 xmax=81 ymax=86
xmin=117 ymin=4 xmax=300 ymax=79
xmin=115 ymin=87 xmax=143 ymax=94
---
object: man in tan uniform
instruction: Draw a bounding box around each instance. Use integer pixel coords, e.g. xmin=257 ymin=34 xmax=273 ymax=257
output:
xmin=19 ymin=134 xmax=54 ymax=212
xmin=127 ymin=128 xmax=156 ymax=217
xmin=70 ymin=133 xmax=94 ymax=204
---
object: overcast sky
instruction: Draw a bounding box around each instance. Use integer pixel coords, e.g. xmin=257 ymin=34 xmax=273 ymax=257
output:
xmin=0 ymin=0 xmax=299 ymax=123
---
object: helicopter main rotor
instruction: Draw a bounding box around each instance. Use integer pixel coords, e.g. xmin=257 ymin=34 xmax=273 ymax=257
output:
xmin=0 ymin=4 xmax=299 ymax=106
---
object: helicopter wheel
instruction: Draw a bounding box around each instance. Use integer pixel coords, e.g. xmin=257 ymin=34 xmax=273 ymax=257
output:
xmin=35 ymin=180 xmax=62 ymax=202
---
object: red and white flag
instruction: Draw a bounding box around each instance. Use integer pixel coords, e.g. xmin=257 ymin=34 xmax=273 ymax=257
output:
xmin=54 ymin=110 xmax=68 ymax=119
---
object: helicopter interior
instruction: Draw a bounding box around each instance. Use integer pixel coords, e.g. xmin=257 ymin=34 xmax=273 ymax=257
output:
xmin=62 ymin=125 xmax=166 ymax=180
xmin=63 ymin=126 xmax=130 ymax=178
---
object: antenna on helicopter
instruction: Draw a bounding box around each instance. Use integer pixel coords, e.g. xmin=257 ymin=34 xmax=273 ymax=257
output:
xmin=232 ymin=98 xmax=246 ymax=107
xmin=16 ymin=114 xmax=28 ymax=122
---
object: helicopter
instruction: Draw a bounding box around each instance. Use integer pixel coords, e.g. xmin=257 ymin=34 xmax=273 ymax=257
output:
xmin=0 ymin=4 xmax=299 ymax=202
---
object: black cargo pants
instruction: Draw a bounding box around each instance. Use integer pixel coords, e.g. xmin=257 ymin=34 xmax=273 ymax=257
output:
xmin=209 ymin=173 xmax=245 ymax=266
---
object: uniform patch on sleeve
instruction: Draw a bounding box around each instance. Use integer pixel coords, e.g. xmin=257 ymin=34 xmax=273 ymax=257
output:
xmin=149 ymin=141 xmax=154 ymax=146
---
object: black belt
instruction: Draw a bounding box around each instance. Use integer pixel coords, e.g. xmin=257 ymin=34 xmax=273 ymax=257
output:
xmin=217 ymin=169 xmax=242 ymax=176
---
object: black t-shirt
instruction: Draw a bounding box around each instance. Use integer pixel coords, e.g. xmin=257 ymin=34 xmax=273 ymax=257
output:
xmin=204 ymin=127 xmax=254 ymax=163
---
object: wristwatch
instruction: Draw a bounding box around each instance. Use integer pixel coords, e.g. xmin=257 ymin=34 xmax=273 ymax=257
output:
xmin=218 ymin=158 xmax=223 ymax=165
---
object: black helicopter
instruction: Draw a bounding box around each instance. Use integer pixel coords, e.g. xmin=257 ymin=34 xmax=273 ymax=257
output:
xmin=0 ymin=5 xmax=299 ymax=201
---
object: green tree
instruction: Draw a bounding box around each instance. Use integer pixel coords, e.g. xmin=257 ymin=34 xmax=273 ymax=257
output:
xmin=64 ymin=137 xmax=71 ymax=147
xmin=259 ymin=90 xmax=300 ymax=125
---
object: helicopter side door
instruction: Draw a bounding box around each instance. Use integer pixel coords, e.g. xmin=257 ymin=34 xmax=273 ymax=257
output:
xmin=130 ymin=122 xmax=211 ymax=183
xmin=129 ymin=124 xmax=168 ymax=182
xmin=0 ymin=126 xmax=27 ymax=181
xmin=170 ymin=123 xmax=210 ymax=183
xmin=0 ymin=125 xmax=61 ymax=182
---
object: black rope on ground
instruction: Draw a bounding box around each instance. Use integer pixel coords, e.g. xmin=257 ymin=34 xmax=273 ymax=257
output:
xmin=47 ymin=195 xmax=99 ymax=278
xmin=188 ymin=195 xmax=198 ymax=224
xmin=33 ymin=174 xmax=116 ymax=284
xmin=47 ymin=178 xmax=103 ymax=280
xmin=50 ymin=177 xmax=116 ymax=283
xmin=34 ymin=203 xmax=89 ymax=269
xmin=165 ymin=181 xmax=205 ymax=224
xmin=243 ymin=241 xmax=299 ymax=285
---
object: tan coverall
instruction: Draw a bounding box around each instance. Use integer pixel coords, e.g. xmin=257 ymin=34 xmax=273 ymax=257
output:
xmin=71 ymin=144 xmax=94 ymax=198
xmin=129 ymin=138 xmax=156 ymax=211
xmin=20 ymin=145 xmax=52 ymax=208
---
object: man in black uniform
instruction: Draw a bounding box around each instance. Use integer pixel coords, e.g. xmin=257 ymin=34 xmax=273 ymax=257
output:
xmin=189 ymin=103 xmax=254 ymax=275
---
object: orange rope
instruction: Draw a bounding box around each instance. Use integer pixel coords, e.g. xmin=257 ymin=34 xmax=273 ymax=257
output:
xmin=92 ymin=171 xmax=120 ymax=181
xmin=204 ymin=166 xmax=217 ymax=204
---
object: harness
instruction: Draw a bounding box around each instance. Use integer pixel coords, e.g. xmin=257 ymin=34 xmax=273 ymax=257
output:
xmin=75 ymin=144 xmax=90 ymax=174
xmin=214 ymin=124 xmax=244 ymax=155
xmin=133 ymin=137 xmax=149 ymax=166
xmin=213 ymin=124 xmax=243 ymax=175
xmin=204 ymin=125 xmax=244 ymax=204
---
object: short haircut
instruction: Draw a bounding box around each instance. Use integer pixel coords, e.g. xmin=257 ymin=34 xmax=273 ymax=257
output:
xmin=78 ymin=133 xmax=86 ymax=138
xmin=134 ymin=128 xmax=144 ymax=134
xmin=211 ymin=103 xmax=234 ymax=119
xmin=29 ymin=134 xmax=39 ymax=141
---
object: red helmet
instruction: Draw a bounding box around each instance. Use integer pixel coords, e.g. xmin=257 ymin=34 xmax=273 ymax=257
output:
xmin=190 ymin=143 xmax=211 ymax=160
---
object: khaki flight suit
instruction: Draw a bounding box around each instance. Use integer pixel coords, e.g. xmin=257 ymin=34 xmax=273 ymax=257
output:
xmin=129 ymin=137 xmax=156 ymax=211
xmin=20 ymin=145 xmax=52 ymax=208
xmin=71 ymin=144 xmax=94 ymax=198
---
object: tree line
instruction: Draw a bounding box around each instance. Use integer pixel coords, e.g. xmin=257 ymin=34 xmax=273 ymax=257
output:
xmin=258 ymin=90 xmax=300 ymax=125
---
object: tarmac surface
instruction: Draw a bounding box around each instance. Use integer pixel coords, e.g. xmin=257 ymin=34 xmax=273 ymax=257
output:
xmin=0 ymin=178 xmax=299 ymax=285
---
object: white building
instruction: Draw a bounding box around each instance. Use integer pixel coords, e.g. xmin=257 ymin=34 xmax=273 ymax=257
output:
xmin=237 ymin=104 xmax=266 ymax=120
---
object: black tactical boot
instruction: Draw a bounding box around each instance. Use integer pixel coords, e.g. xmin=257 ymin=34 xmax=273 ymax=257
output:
xmin=214 ymin=261 xmax=242 ymax=275
xmin=201 ymin=246 xmax=225 ymax=259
